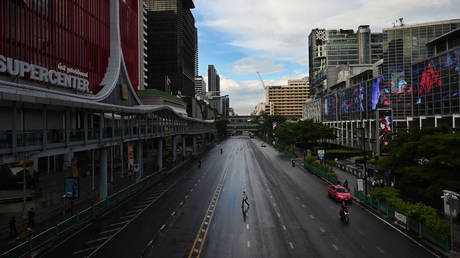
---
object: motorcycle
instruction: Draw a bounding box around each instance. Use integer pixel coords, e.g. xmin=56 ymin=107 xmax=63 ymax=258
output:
xmin=340 ymin=208 xmax=350 ymax=224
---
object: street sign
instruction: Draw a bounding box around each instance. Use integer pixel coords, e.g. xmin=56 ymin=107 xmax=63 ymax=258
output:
xmin=64 ymin=178 xmax=79 ymax=199
xmin=357 ymin=179 xmax=364 ymax=192
xmin=317 ymin=149 xmax=325 ymax=159
xmin=394 ymin=211 xmax=407 ymax=224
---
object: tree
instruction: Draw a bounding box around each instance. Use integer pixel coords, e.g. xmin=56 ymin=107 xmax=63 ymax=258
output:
xmin=376 ymin=127 xmax=460 ymax=207
xmin=215 ymin=118 xmax=229 ymax=138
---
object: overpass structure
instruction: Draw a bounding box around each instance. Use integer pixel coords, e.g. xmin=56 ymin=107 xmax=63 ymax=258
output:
xmin=227 ymin=115 xmax=260 ymax=132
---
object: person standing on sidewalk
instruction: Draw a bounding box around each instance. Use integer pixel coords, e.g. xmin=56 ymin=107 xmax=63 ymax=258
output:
xmin=9 ymin=216 xmax=17 ymax=238
xmin=27 ymin=208 xmax=35 ymax=228
xmin=242 ymin=191 xmax=249 ymax=208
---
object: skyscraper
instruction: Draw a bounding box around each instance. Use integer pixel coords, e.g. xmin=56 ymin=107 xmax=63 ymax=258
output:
xmin=308 ymin=26 xmax=383 ymax=96
xmin=145 ymin=0 xmax=197 ymax=97
xmin=208 ymin=65 xmax=220 ymax=96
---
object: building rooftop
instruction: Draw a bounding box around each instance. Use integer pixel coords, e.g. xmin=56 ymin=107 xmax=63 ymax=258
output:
xmin=383 ymin=19 xmax=460 ymax=31
xmin=427 ymin=27 xmax=460 ymax=46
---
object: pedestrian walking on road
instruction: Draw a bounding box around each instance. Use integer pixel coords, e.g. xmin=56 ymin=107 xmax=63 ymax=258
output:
xmin=343 ymin=179 xmax=349 ymax=190
xmin=27 ymin=208 xmax=35 ymax=228
xmin=220 ymin=148 xmax=223 ymax=155
xmin=9 ymin=216 xmax=17 ymax=238
xmin=242 ymin=191 xmax=249 ymax=208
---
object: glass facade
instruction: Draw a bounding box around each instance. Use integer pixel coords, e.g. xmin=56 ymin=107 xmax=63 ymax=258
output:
xmin=412 ymin=48 xmax=460 ymax=116
xmin=382 ymin=21 xmax=460 ymax=119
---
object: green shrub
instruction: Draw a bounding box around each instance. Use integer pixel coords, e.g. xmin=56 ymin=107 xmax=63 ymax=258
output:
xmin=370 ymin=187 xmax=449 ymax=235
xmin=305 ymin=157 xmax=338 ymax=180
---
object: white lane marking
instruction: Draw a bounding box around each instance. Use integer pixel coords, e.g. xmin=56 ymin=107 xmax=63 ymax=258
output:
xmin=160 ymin=224 xmax=166 ymax=231
xmin=185 ymin=194 xmax=189 ymax=199
xmin=277 ymin=212 xmax=281 ymax=218
xmin=246 ymin=224 xmax=249 ymax=230
xmin=146 ymin=239 xmax=153 ymax=248
xmin=309 ymin=214 xmax=315 ymax=219
xmin=302 ymin=204 xmax=306 ymax=208
xmin=108 ymin=221 xmax=129 ymax=227
xmin=273 ymin=202 xmax=277 ymax=207
xmin=171 ymin=211 xmax=176 ymax=216
xmin=71 ymin=246 xmax=97 ymax=255
xmin=126 ymin=209 xmax=142 ymax=214
xmin=282 ymin=225 xmax=287 ymax=230
xmin=289 ymin=242 xmax=294 ymax=249
xmin=295 ymin=196 xmax=300 ymax=200
xmin=119 ymin=214 xmax=136 ymax=220
xmin=319 ymin=227 xmax=325 ymax=233
xmin=99 ymin=227 xmax=121 ymax=235
xmin=248 ymin=241 xmax=251 ymax=248
xmin=357 ymin=202 xmax=439 ymax=258
xmin=332 ymin=244 xmax=339 ymax=251
xmin=86 ymin=236 xmax=109 ymax=244
xmin=376 ymin=246 xmax=385 ymax=254
xmin=179 ymin=201 xmax=184 ymax=206
xmin=270 ymin=195 xmax=273 ymax=198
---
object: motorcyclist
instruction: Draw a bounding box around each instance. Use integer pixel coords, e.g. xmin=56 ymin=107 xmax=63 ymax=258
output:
xmin=339 ymin=201 xmax=349 ymax=219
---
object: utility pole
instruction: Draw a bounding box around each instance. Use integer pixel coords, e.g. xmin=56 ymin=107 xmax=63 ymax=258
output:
xmin=442 ymin=190 xmax=459 ymax=252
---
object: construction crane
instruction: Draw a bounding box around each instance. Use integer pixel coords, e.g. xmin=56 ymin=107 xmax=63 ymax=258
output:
xmin=256 ymin=72 xmax=266 ymax=89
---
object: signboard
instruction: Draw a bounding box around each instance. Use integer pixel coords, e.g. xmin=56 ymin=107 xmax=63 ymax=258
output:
xmin=377 ymin=109 xmax=392 ymax=156
xmin=394 ymin=211 xmax=407 ymax=224
xmin=127 ymin=143 xmax=134 ymax=170
xmin=0 ymin=55 xmax=90 ymax=93
xmin=121 ymin=83 xmax=128 ymax=100
xmin=133 ymin=163 xmax=139 ymax=173
xmin=317 ymin=149 xmax=325 ymax=159
xmin=64 ymin=178 xmax=79 ymax=199
xmin=357 ymin=179 xmax=364 ymax=192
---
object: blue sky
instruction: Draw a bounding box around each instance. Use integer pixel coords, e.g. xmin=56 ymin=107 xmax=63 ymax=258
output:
xmin=192 ymin=0 xmax=460 ymax=115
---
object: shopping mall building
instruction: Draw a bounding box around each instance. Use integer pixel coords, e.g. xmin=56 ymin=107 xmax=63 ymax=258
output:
xmin=304 ymin=20 xmax=460 ymax=155
xmin=0 ymin=0 xmax=215 ymax=223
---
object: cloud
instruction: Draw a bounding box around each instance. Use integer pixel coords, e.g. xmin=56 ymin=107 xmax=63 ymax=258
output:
xmin=232 ymin=57 xmax=285 ymax=75
xmin=219 ymin=76 xmax=288 ymax=115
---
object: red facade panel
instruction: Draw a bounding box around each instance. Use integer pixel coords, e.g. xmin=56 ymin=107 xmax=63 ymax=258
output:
xmin=0 ymin=0 xmax=110 ymax=95
xmin=119 ymin=0 xmax=139 ymax=93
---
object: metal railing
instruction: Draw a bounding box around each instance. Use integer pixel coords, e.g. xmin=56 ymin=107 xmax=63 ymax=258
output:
xmin=0 ymin=168 xmax=167 ymax=258
xmin=353 ymin=189 xmax=450 ymax=251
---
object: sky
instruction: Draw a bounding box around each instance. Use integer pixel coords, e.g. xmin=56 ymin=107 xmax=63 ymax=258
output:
xmin=192 ymin=0 xmax=460 ymax=115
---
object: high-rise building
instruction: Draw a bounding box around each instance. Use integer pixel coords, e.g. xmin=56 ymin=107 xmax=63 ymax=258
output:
xmin=194 ymin=76 xmax=207 ymax=98
xmin=208 ymin=65 xmax=220 ymax=96
xmin=381 ymin=19 xmax=460 ymax=119
xmin=308 ymin=26 xmax=383 ymax=96
xmin=265 ymin=77 xmax=310 ymax=119
xmin=145 ymin=0 xmax=197 ymax=97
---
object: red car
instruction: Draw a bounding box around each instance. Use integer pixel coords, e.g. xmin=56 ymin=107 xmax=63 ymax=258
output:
xmin=328 ymin=185 xmax=352 ymax=202
xmin=261 ymin=143 xmax=267 ymax=147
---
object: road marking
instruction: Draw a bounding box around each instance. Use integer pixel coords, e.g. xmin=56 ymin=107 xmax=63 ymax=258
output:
xmin=273 ymin=202 xmax=277 ymax=207
xmin=319 ymin=227 xmax=325 ymax=233
xmin=302 ymin=204 xmax=306 ymax=208
xmin=376 ymin=246 xmax=385 ymax=254
xmin=282 ymin=225 xmax=286 ymax=230
xmin=179 ymin=201 xmax=184 ymax=206
xmin=86 ymin=236 xmax=109 ymax=244
xmin=309 ymin=215 xmax=315 ymax=219
xmin=126 ymin=209 xmax=142 ymax=214
xmin=160 ymin=224 xmax=166 ymax=231
xmin=108 ymin=221 xmax=129 ymax=227
xmin=171 ymin=211 xmax=176 ymax=216
xmin=277 ymin=212 xmax=281 ymax=218
xmin=247 ymin=241 xmax=251 ymax=248
xmin=246 ymin=224 xmax=249 ymax=230
xmin=289 ymin=242 xmax=294 ymax=249
xmin=71 ymin=246 xmax=97 ymax=255
xmin=119 ymin=214 xmax=135 ymax=220
xmin=185 ymin=194 xmax=189 ymax=199
xmin=332 ymin=244 xmax=338 ymax=251
xmin=355 ymin=201 xmax=439 ymax=257
xmin=99 ymin=227 xmax=121 ymax=235
xmin=146 ymin=239 xmax=154 ymax=248
xmin=295 ymin=196 xmax=300 ymax=200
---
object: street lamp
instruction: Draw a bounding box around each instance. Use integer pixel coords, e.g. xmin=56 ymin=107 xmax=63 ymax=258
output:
xmin=442 ymin=190 xmax=459 ymax=252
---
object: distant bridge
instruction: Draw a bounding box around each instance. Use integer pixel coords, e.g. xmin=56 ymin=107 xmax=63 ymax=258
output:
xmin=227 ymin=115 xmax=259 ymax=132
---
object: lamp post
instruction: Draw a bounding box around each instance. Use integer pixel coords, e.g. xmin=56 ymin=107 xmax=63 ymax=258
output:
xmin=442 ymin=190 xmax=459 ymax=252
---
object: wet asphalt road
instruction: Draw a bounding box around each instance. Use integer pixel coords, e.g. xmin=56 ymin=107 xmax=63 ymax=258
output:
xmin=44 ymin=136 xmax=435 ymax=258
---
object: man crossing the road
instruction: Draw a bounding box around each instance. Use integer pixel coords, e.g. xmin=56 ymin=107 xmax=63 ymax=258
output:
xmin=242 ymin=191 xmax=249 ymax=208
